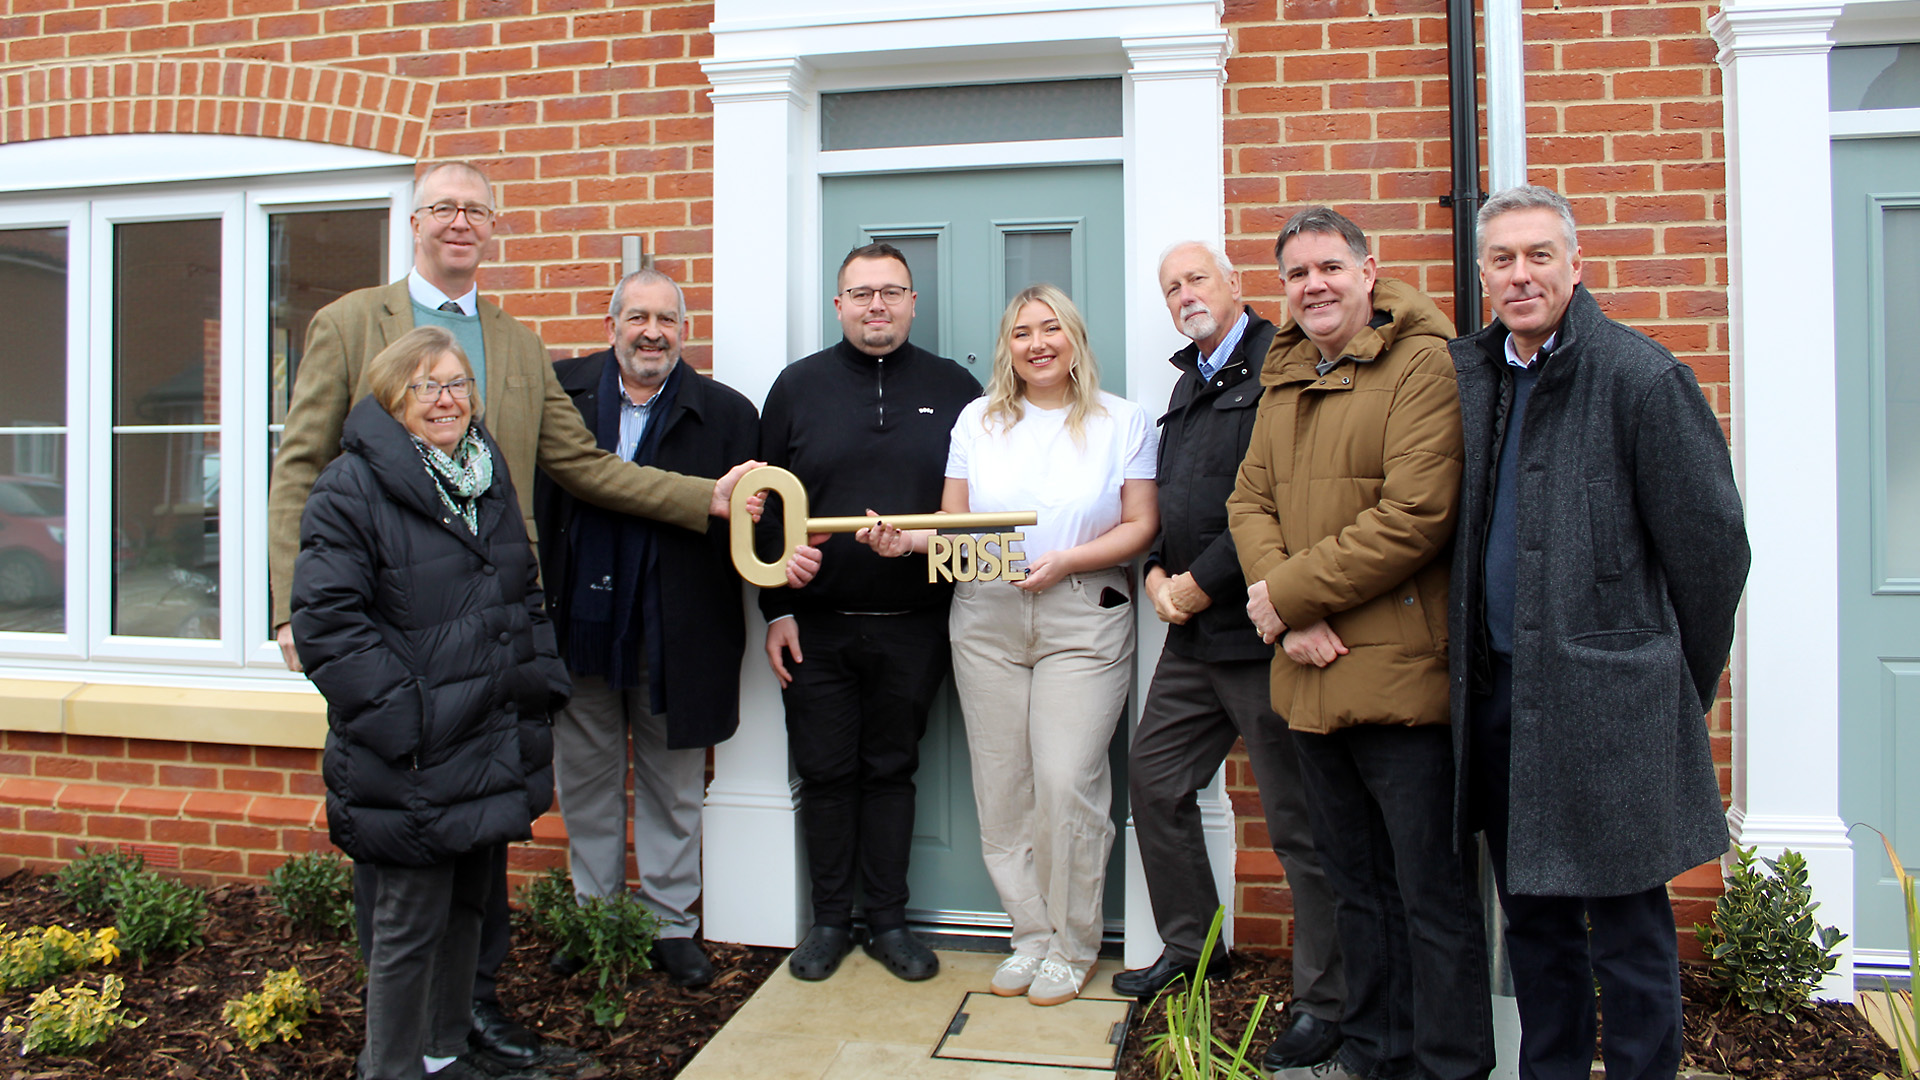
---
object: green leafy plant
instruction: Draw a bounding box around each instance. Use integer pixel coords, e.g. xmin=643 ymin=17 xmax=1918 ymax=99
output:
xmin=52 ymin=846 xmax=147 ymax=917
xmin=223 ymin=967 xmax=321 ymax=1051
xmin=1694 ymin=845 xmax=1846 ymax=1021
xmin=266 ymin=852 xmax=355 ymax=938
xmin=1144 ymin=907 xmax=1268 ymax=1080
xmin=3 ymin=974 xmax=144 ymax=1056
xmin=516 ymin=869 xmax=659 ymax=1027
xmin=0 ymin=925 xmax=120 ymax=993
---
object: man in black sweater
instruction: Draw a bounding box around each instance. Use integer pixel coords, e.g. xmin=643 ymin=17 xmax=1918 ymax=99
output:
xmin=760 ymin=243 xmax=980 ymax=982
xmin=1114 ymin=242 xmax=1345 ymax=1072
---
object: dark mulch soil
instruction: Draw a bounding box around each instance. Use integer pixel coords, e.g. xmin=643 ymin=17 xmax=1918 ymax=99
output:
xmin=0 ymin=868 xmax=1901 ymax=1080
xmin=0 ymin=869 xmax=780 ymax=1079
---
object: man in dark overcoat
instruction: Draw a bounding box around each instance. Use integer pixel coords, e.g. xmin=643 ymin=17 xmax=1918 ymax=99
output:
xmin=1447 ymin=185 xmax=1750 ymax=1079
xmin=1114 ymin=240 xmax=1344 ymax=1072
xmin=534 ymin=268 xmax=762 ymax=989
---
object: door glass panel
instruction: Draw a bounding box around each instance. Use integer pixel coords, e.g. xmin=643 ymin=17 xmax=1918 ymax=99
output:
xmin=0 ymin=227 xmax=68 ymax=630
xmin=113 ymin=219 xmax=221 ymax=639
xmin=1832 ymin=45 xmax=1920 ymax=111
xmin=878 ymin=234 xmax=940 ymax=355
xmin=1884 ymin=205 xmax=1920 ymax=581
xmin=822 ymin=79 xmax=1122 ymax=151
xmin=1004 ymin=230 xmax=1072 ymax=302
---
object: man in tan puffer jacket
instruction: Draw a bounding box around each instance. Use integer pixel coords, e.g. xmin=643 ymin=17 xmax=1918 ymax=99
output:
xmin=1228 ymin=206 xmax=1492 ymax=1080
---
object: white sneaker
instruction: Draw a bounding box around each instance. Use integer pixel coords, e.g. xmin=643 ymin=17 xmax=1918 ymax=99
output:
xmin=990 ymin=954 xmax=1042 ymax=996
xmin=1026 ymin=958 xmax=1090 ymax=1006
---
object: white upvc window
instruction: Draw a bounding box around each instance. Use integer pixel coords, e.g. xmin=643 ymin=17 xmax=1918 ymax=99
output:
xmin=0 ymin=136 xmax=411 ymax=678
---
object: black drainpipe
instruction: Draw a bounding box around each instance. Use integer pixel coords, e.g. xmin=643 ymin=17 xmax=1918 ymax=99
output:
xmin=1446 ymin=0 xmax=1484 ymax=335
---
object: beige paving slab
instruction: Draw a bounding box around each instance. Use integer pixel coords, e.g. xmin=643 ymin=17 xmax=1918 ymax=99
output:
xmin=680 ymin=949 xmax=1123 ymax=1080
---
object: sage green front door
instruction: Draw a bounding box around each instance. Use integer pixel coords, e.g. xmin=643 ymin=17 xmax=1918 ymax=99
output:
xmin=821 ymin=165 xmax=1129 ymax=933
xmin=1834 ymin=135 xmax=1920 ymax=957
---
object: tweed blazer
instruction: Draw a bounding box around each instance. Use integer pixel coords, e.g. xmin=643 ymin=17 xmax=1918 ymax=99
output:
xmin=268 ymin=279 xmax=715 ymax=627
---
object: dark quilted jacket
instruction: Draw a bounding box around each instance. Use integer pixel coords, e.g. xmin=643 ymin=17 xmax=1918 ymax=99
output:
xmin=292 ymin=396 xmax=569 ymax=867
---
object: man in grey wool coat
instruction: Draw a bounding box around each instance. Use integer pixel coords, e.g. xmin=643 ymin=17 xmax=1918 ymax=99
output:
xmin=1447 ymin=185 xmax=1750 ymax=1080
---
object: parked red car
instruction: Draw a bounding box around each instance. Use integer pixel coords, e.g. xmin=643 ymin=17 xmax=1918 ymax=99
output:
xmin=0 ymin=476 xmax=63 ymax=607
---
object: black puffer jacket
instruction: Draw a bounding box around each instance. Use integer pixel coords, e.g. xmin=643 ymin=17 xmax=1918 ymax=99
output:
xmin=1148 ymin=306 xmax=1277 ymax=664
xmin=292 ymin=396 xmax=569 ymax=868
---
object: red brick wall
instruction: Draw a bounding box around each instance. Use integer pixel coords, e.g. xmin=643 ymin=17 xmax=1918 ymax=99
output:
xmin=0 ymin=0 xmax=1730 ymax=954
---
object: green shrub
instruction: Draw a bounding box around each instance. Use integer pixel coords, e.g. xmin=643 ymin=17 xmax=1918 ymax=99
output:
xmin=1694 ymin=846 xmax=1845 ymax=1021
xmin=516 ymin=869 xmax=659 ymax=1027
xmin=266 ymin=853 xmax=354 ymax=939
xmin=223 ymin=967 xmax=321 ymax=1051
xmin=3 ymin=975 xmax=144 ymax=1056
xmin=0 ymin=926 xmax=120 ymax=993
xmin=1145 ymin=907 xmax=1267 ymax=1080
xmin=53 ymin=846 xmax=146 ymax=917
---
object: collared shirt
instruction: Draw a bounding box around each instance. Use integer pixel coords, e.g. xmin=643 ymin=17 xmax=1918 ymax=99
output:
xmin=1197 ymin=310 xmax=1251 ymax=382
xmin=407 ymin=268 xmax=478 ymax=315
xmin=1503 ymin=328 xmax=1559 ymax=370
xmin=615 ymin=378 xmax=666 ymax=463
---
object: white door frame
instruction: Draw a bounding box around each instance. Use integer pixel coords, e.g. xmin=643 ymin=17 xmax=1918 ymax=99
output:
xmin=1714 ymin=0 xmax=1920 ymax=995
xmin=700 ymin=0 xmax=1229 ymax=962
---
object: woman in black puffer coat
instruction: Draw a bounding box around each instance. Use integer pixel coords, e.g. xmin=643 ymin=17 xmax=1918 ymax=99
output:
xmin=292 ymin=325 xmax=568 ymax=1080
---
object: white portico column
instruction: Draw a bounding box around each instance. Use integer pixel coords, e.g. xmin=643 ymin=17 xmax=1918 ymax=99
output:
xmin=1120 ymin=33 xmax=1233 ymax=969
xmin=1710 ymin=2 xmax=1853 ymax=998
xmin=700 ymin=55 xmax=813 ymax=949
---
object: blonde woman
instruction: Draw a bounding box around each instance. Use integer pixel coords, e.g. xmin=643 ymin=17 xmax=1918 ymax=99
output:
xmin=861 ymin=285 xmax=1157 ymax=1005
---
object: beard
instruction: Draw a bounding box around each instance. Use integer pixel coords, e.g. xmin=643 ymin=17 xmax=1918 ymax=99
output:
xmin=616 ymin=337 xmax=678 ymax=388
xmin=1179 ymin=305 xmax=1218 ymax=343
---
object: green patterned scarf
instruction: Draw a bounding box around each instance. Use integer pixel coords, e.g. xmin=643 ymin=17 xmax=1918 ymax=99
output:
xmin=413 ymin=427 xmax=492 ymax=535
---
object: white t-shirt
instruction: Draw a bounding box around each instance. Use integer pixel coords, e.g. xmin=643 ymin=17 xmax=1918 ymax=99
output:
xmin=945 ymin=390 xmax=1158 ymax=571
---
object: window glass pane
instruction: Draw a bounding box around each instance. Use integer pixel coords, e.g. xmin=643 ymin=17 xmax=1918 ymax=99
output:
xmin=0 ymin=226 xmax=69 ymax=630
xmin=114 ymin=219 xmax=220 ymax=639
xmin=1004 ymin=230 xmax=1073 ymax=302
xmin=1832 ymin=44 xmax=1920 ymax=111
xmin=269 ymin=209 xmax=386 ymax=429
xmin=881 ymin=234 xmax=939 ymax=354
xmin=822 ymin=79 xmax=1122 ymax=151
xmin=1884 ymin=206 xmax=1920 ymax=580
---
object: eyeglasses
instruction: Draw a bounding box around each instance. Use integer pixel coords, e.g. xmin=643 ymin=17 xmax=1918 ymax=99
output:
xmin=415 ymin=202 xmax=494 ymax=225
xmin=408 ymin=377 xmax=474 ymax=402
xmin=841 ymin=285 xmax=910 ymax=305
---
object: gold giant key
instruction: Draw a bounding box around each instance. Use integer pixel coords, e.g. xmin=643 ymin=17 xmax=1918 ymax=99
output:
xmin=729 ymin=466 xmax=1036 ymax=588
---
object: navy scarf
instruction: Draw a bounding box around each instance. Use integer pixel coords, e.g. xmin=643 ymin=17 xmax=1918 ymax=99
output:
xmin=565 ymin=358 xmax=681 ymax=711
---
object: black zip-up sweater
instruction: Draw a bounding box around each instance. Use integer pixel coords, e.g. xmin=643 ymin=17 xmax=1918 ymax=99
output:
xmin=758 ymin=338 xmax=980 ymax=620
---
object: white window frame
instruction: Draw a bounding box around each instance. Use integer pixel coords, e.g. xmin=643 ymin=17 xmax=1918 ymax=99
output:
xmin=0 ymin=147 xmax=411 ymax=680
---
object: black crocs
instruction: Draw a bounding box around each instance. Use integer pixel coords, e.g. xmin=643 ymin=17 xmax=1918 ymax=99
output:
xmin=863 ymin=927 xmax=939 ymax=981
xmin=788 ymin=924 xmax=855 ymax=980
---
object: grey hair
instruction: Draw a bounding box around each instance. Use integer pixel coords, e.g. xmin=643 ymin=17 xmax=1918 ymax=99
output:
xmin=416 ymin=161 xmax=497 ymax=210
xmin=608 ymin=268 xmax=687 ymax=322
xmin=1477 ymin=185 xmax=1578 ymax=254
xmin=1273 ymin=206 xmax=1369 ymax=265
xmin=1157 ymin=240 xmax=1236 ymax=280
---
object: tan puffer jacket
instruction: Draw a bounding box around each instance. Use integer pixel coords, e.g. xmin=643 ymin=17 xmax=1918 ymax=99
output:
xmin=1226 ymin=277 xmax=1463 ymax=733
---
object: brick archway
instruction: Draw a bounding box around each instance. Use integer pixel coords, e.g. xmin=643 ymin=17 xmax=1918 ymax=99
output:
xmin=0 ymin=59 xmax=434 ymax=156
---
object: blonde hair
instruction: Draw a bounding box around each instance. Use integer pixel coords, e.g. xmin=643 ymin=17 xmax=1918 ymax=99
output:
xmin=365 ymin=326 xmax=482 ymax=422
xmin=982 ymin=284 xmax=1104 ymax=444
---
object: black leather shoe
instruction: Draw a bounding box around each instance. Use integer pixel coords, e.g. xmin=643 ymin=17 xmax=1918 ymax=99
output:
xmin=1262 ymin=1009 xmax=1343 ymax=1071
xmin=863 ymin=927 xmax=939 ymax=981
xmin=788 ymin=924 xmax=855 ymax=980
xmin=547 ymin=947 xmax=587 ymax=976
xmin=441 ymin=1054 xmax=545 ymax=1080
xmin=468 ymin=1000 xmax=541 ymax=1069
xmin=1109 ymin=949 xmax=1232 ymax=999
xmin=650 ymin=936 xmax=716 ymax=987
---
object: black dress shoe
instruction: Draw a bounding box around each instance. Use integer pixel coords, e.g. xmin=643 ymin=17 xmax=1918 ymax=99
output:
xmin=863 ymin=927 xmax=939 ymax=981
xmin=548 ymin=946 xmax=587 ymax=976
xmin=788 ymin=924 xmax=855 ymax=980
xmin=1109 ymin=949 xmax=1232 ymax=999
xmin=1262 ymin=1008 xmax=1343 ymax=1071
xmin=440 ymin=1054 xmax=545 ymax=1080
xmin=468 ymin=1000 xmax=541 ymax=1069
xmin=650 ymin=936 xmax=716 ymax=987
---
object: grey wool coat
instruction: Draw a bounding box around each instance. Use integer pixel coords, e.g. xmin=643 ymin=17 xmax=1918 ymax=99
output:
xmin=1446 ymin=285 xmax=1750 ymax=897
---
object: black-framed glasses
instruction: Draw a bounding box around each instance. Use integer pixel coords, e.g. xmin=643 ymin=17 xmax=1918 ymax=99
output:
xmin=841 ymin=285 xmax=910 ymax=305
xmin=407 ymin=378 xmax=474 ymax=402
xmin=414 ymin=202 xmax=494 ymax=225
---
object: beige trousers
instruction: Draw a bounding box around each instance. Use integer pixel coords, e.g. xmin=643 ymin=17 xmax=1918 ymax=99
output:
xmin=950 ymin=566 xmax=1135 ymax=967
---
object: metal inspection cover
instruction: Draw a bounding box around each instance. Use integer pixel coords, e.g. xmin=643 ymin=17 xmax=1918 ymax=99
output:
xmin=932 ymin=990 xmax=1133 ymax=1070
